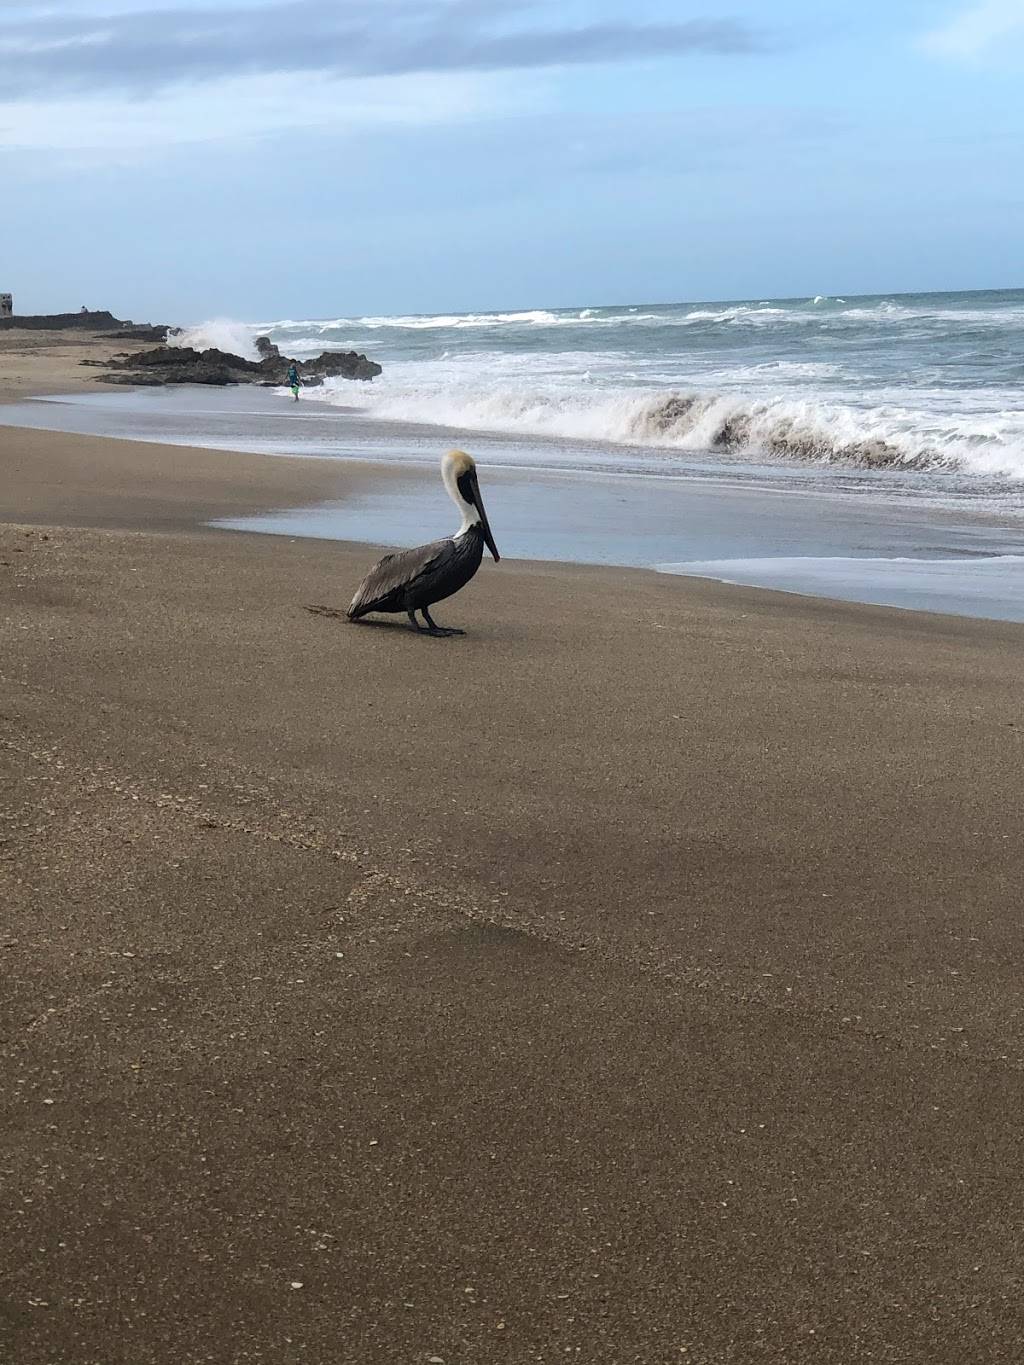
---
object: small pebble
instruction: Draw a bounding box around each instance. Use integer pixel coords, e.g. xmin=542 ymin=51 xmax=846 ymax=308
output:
xmin=290 ymin=1281 xmax=303 ymax=1290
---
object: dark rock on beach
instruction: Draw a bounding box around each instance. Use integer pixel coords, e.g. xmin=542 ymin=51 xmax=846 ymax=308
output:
xmin=108 ymin=325 xmax=171 ymax=343
xmin=99 ymin=341 xmax=382 ymax=387
xmin=303 ymin=349 xmax=383 ymax=382
xmin=102 ymin=346 xmax=260 ymax=387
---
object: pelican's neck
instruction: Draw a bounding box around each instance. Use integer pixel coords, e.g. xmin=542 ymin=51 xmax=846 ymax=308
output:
xmin=455 ymin=501 xmax=480 ymax=538
xmin=443 ymin=466 xmax=480 ymax=538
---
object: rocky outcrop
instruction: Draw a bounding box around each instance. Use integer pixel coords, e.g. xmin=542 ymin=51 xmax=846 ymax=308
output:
xmin=303 ymin=350 xmax=383 ymax=382
xmin=0 ymin=310 xmax=167 ymax=336
xmin=108 ymin=325 xmax=170 ymax=343
xmin=101 ymin=346 xmax=260 ymax=386
xmin=99 ymin=341 xmax=382 ymax=387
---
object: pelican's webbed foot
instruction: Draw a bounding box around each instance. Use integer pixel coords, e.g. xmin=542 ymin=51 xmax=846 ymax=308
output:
xmin=408 ymin=608 xmax=465 ymax=637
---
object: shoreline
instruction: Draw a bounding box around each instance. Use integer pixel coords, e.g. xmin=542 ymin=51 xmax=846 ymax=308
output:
xmin=7 ymin=381 xmax=1024 ymax=623
xmin=0 ymin=421 xmax=419 ymax=535
xmin=6 ymin=401 xmax=1024 ymax=622
xmin=5 ymin=338 xmax=1024 ymax=1362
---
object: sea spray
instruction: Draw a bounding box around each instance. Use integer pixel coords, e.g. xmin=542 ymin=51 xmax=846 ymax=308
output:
xmin=169 ymin=320 xmax=260 ymax=360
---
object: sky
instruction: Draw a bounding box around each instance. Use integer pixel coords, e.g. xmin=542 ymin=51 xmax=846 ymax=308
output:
xmin=2 ymin=0 xmax=1023 ymax=321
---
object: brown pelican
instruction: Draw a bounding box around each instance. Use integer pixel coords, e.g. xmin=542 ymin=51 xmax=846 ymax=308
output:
xmin=347 ymin=449 xmax=500 ymax=636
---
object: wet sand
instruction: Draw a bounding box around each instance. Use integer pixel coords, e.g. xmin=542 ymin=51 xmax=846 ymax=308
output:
xmin=3 ymin=408 xmax=1024 ymax=1362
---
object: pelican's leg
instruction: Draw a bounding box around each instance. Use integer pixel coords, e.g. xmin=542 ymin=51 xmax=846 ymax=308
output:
xmin=407 ymin=610 xmax=427 ymax=633
xmin=421 ymin=607 xmax=465 ymax=637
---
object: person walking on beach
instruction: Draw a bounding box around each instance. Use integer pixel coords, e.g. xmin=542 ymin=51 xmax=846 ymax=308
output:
xmin=286 ymin=361 xmax=301 ymax=401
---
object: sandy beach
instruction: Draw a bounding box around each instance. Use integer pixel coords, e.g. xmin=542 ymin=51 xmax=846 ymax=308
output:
xmin=0 ymin=328 xmax=134 ymax=403
xmin=3 ymin=334 xmax=1024 ymax=1364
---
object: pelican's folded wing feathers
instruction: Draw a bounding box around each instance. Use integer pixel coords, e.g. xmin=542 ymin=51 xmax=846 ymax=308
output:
xmin=347 ymin=538 xmax=455 ymax=618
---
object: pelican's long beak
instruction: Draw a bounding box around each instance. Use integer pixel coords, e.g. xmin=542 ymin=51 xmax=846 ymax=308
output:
xmin=470 ymin=473 xmax=500 ymax=562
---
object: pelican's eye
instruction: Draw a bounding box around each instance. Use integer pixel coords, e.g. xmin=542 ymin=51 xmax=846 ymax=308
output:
xmin=456 ymin=470 xmax=476 ymax=504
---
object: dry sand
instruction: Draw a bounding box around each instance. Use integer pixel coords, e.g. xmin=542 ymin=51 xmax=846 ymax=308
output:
xmin=3 ymin=344 xmax=1024 ymax=1363
xmin=0 ymin=327 xmax=132 ymax=402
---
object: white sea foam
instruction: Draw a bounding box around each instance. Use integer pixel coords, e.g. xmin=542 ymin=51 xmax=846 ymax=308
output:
xmin=260 ymin=295 xmax=1024 ymax=339
xmin=332 ymin=309 xmax=567 ymax=330
xmin=263 ymin=304 xmax=799 ymax=333
xmin=317 ymin=371 xmax=1024 ymax=479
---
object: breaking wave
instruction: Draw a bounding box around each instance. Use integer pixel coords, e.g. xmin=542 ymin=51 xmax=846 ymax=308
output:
xmin=169 ymin=319 xmax=259 ymax=359
xmin=262 ymin=297 xmax=1024 ymax=339
xmin=328 ymin=380 xmax=1024 ymax=479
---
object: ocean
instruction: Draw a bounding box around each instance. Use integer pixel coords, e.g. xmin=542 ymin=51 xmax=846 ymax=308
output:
xmin=247 ymin=287 xmax=1024 ymax=488
xmin=5 ymin=287 xmax=1024 ymax=621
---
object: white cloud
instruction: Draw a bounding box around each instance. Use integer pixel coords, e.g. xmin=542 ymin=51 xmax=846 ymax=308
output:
xmin=921 ymin=0 xmax=1024 ymax=61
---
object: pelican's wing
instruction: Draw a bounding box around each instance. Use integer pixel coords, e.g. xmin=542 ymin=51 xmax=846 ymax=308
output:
xmin=347 ymin=537 xmax=455 ymax=617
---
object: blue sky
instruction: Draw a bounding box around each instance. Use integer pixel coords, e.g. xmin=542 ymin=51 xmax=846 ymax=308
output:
xmin=2 ymin=0 xmax=1023 ymax=321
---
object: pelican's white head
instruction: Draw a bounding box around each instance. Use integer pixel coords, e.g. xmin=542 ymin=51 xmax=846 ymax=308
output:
xmin=441 ymin=450 xmax=500 ymax=560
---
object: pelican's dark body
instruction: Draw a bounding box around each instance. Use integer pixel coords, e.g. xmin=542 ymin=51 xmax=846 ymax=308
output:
xmin=347 ymin=525 xmax=485 ymax=620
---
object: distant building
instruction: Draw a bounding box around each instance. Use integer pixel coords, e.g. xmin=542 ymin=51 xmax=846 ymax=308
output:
xmin=0 ymin=294 xmax=11 ymax=319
